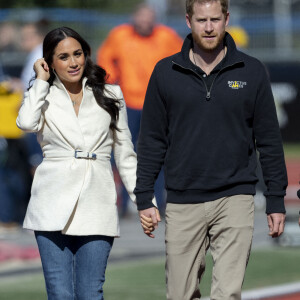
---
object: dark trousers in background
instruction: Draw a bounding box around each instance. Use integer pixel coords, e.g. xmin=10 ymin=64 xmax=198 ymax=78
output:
xmin=0 ymin=167 xmax=25 ymax=222
xmin=0 ymin=138 xmax=32 ymax=224
xmin=118 ymin=107 xmax=166 ymax=216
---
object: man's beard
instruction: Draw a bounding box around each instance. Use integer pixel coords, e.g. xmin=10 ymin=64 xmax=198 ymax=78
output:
xmin=192 ymin=30 xmax=225 ymax=53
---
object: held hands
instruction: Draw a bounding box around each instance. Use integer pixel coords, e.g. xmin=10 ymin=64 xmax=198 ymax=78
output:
xmin=34 ymin=58 xmax=50 ymax=82
xmin=139 ymin=207 xmax=161 ymax=238
xmin=267 ymin=213 xmax=285 ymax=238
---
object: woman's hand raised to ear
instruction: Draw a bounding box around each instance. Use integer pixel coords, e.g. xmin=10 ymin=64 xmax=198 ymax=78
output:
xmin=34 ymin=58 xmax=50 ymax=82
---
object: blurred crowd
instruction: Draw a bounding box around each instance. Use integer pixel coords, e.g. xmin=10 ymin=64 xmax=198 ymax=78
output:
xmin=0 ymin=19 xmax=49 ymax=232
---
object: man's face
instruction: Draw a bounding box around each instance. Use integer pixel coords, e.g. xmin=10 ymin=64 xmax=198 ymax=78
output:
xmin=186 ymin=1 xmax=229 ymax=52
xmin=133 ymin=7 xmax=156 ymax=37
xmin=21 ymin=25 xmax=40 ymax=52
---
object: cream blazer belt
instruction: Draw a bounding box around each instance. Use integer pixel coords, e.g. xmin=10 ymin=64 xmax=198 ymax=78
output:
xmin=43 ymin=150 xmax=106 ymax=160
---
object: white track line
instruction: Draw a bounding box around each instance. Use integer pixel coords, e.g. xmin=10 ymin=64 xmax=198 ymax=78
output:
xmin=201 ymin=281 xmax=300 ymax=300
xmin=242 ymin=282 xmax=300 ymax=299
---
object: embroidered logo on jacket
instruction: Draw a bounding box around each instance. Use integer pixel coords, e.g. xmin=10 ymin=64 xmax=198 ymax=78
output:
xmin=228 ymin=81 xmax=247 ymax=89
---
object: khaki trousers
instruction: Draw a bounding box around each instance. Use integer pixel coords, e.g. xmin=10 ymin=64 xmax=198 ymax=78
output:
xmin=165 ymin=195 xmax=254 ymax=300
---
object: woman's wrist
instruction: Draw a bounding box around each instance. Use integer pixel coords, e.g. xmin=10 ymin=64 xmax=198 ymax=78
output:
xmin=36 ymin=76 xmax=49 ymax=82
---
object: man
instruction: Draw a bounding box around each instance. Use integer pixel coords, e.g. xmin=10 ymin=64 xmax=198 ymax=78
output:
xmin=135 ymin=1 xmax=287 ymax=299
xmin=20 ymin=19 xmax=49 ymax=167
xmin=97 ymin=3 xmax=183 ymax=216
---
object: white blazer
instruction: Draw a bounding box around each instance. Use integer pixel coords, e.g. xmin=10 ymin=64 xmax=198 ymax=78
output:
xmin=17 ymin=77 xmax=150 ymax=237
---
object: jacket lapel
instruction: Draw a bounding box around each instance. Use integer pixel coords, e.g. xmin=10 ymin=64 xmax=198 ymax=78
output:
xmin=44 ymin=77 xmax=88 ymax=150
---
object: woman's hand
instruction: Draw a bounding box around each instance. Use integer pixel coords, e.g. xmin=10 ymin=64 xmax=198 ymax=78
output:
xmin=34 ymin=58 xmax=50 ymax=82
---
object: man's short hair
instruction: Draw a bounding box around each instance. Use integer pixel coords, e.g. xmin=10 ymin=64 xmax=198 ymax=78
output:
xmin=186 ymin=0 xmax=229 ymax=17
xmin=133 ymin=3 xmax=155 ymax=15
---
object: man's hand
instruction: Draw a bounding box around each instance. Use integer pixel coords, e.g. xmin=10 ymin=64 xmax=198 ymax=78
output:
xmin=139 ymin=207 xmax=161 ymax=238
xmin=267 ymin=213 xmax=285 ymax=238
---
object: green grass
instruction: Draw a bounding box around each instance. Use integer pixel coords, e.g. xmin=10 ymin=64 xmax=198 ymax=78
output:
xmin=0 ymin=274 xmax=46 ymax=300
xmin=244 ymin=248 xmax=300 ymax=289
xmin=1 ymin=248 xmax=300 ymax=300
xmin=105 ymin=259 xmax=166 ymax=299
xmin=283 ymin=143 xmax=300 ymax=159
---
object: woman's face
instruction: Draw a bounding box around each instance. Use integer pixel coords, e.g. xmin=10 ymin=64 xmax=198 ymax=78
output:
xmin=51 ymin=37 xmax=85 ymax=87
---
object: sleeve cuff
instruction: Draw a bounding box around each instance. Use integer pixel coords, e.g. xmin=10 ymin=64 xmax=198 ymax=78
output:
xmin=34 ymin=78 xmax=50 ymax=88
xmin=135 ymin=191 xmax=155 ymax=210
xmin=265 ymin=196 xmax=286 ymax=214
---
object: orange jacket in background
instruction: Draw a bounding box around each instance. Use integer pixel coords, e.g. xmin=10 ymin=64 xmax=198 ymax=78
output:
xmin=97 ymin=24 xmax=183 ymax=110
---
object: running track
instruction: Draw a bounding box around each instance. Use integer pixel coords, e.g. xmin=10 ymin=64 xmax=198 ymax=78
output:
xmin=285 ymin=159 xmax=300 ymax=206
xmin=264 ymin=293 xmax=300 ymax=300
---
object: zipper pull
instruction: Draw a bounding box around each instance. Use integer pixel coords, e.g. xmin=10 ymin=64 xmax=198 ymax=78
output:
xmin=206 ymin=92 xmax=211 ymax=101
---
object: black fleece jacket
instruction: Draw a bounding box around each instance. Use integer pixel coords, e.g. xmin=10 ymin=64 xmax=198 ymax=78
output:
xmin=134 ymin=33 xmax=287 ymax=214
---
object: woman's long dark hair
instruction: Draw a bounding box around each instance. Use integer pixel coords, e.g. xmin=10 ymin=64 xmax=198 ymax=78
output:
xmin=42 ymin=26 xmax=120 ymax=131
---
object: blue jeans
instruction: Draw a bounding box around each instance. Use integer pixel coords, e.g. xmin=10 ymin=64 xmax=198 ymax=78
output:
xmin=35 ymin=231 xmax=114 ymax=300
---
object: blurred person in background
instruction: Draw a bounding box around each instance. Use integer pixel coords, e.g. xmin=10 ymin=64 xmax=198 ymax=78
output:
xmin=136 ymin=0 xmax=287 ymax=299
xmin=0 ymin=22 xmax=19 ymax=52
xmin=97 ymin=3 xmax=183 ymax=217
xmin=20 ymin=19 xmax=50 ymax=177
xmin=17 ymin=26 xmax=157 ymax=299
xmin=0 ymin=77 xmax=31 ymax=230
xmin=0 ymin=22 xmax=22 ymax=82
xmin=0 ymin=23 xmax=31 ymax=230
xmin=21 ymin=18 xmax=50 ymax=91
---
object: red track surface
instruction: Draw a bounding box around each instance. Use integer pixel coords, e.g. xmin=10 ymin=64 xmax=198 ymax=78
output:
xmin=285 ymin=159 xmax=300 ymax=206
xmin=264 ymin=293 xmax=300 ymax=300
xmin=286 ymin=159 xmax=300 ymax=184
xmin=0 ymin=242 xmax=39 ymax=262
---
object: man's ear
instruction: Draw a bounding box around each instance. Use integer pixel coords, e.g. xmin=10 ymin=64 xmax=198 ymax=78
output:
xmin=186 ymin=14 xmax=192 ymax=29
xmin=225 ymin=12 xmax=230 ymax=27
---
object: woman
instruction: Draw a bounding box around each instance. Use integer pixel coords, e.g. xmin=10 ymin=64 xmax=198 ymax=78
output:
xmin=17 ymin=27 xmax=157 ymax=299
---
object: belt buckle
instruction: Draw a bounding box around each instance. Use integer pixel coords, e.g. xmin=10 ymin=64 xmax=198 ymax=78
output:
xmin=75 ymin=150 xmax=82 ymax=159
xmin=75 ymin=150 xmax=97 ymax=160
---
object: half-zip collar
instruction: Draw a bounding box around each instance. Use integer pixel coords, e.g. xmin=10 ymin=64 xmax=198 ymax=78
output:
xmin=172 ymin=32 xmax=244 ymax=71
xmin=172 ymin=32 xmax=244 ymax=101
